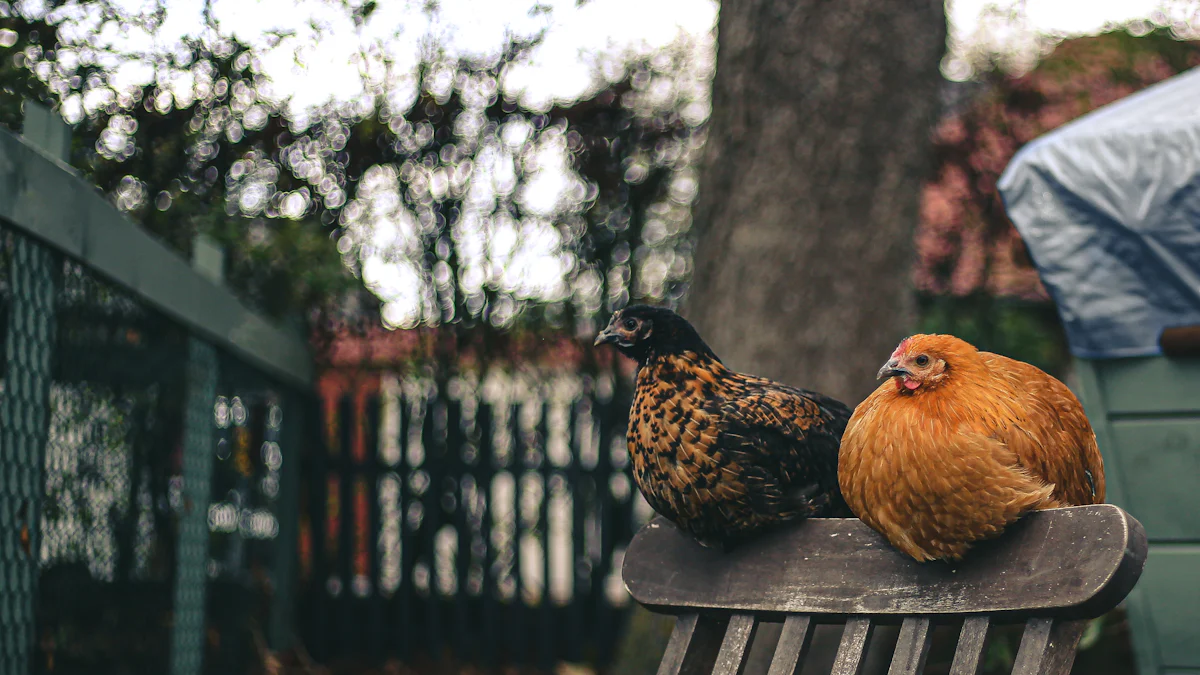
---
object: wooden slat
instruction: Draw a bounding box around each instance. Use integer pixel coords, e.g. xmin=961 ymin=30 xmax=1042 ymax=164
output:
xmin=624 ymin=506 xmax=1146 ymax=619
xmin=712 ymin=613 xmax=759 ymax=675
xmin=658 ymin=613 xmax=728 ymax=675
xmin=887 ymin=617 xmax=933 ymax=675
xmin=767 ymin=615 xmax=814 ymax=675
xmin=1108 ymin=418 xmax=1200 ymax=539
xmin=830 ymin=618 xmax=874 ymax=675
xmin=1011 ymin=618 xmax=1087 ymax=675
xmin=1090 ymin=356 xmax=1200 ymax=415
xmin=1138 ymin=546 xmax=1200 ymax=669
xmin=949 ymin=617 xmax=990 ymax=675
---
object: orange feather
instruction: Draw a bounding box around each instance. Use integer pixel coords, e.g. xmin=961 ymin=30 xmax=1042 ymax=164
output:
xmin=838 ymin=334 xmax=1105 ymax=562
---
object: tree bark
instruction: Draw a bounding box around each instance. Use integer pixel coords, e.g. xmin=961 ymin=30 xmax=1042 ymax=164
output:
xmin=682 ymin=3 xmax=946 ymax=671
xmin=685 ymin=0 xmax=947 ymax=406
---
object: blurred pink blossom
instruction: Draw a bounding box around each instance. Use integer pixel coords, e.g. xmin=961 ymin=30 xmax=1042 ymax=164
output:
xmin=914 ymin=31 xmax=1200 ymax=302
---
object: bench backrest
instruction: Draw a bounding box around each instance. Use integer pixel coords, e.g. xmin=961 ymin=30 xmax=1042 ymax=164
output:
xmin=621 ymin=504 xmax=1146 ymax=675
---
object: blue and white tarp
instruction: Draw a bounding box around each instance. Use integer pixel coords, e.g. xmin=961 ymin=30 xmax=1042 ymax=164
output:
xmin=998 ymin=66 xmax=1200 ymax=359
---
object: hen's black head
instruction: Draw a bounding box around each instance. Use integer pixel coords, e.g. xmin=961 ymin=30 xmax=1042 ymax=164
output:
xmin=594 ymin=305 xmax=717 ymax=364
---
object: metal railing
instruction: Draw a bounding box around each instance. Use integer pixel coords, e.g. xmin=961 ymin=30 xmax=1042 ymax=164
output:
xmin=0 ymin=103 xmax=311 ymax=675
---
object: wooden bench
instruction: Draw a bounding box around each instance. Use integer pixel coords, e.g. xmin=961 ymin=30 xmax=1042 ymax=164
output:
xmin=622 ymin=504 xmax=1146 ymax=675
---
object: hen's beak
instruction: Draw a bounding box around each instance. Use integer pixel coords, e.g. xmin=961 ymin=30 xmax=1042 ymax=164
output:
xmin=877 ymin=359 xmax=910 ymax=380
xmin=594 ymin=327 xmax=619 ymax=346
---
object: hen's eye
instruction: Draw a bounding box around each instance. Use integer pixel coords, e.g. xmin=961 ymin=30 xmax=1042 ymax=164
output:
xmin=915 ymin=355 xmax=930 ymax=367
xmin=622 ymin=318 xmax=638 ymax=331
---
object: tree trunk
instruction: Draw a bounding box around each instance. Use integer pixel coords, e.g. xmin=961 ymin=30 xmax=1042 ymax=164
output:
xmin=685 ymin=0 xmax=947 ymax=406
xmin=682 ymin=2 xmax=946 ymax=672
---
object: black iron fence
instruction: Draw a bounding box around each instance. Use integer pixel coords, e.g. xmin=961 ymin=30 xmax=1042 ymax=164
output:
xmin=301 ymin=368 xmax=645 ymax=670
xmin=0 ymin=106 xmax=311 ymax=675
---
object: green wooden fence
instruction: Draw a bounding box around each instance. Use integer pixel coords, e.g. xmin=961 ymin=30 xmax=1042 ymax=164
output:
xmin=1075 ymin=356 xmax=1200 ymax=675
xmin=0 ymin=103 xmax=312 ymax=675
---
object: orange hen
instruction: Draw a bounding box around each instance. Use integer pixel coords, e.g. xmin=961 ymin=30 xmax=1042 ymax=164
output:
xmin=838 ymin=334 xmax=1105 ymax=562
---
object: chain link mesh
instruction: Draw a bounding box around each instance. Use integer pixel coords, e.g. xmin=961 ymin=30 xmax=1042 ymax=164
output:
xmin=0 ymin=232 xmax=56 ymax=675
xmin=37 ymin=257 xmax=187 ymax=675
xmin=3 ymin=121 xmax=306 ymax=675
xmin=170 ymin=337 xmax=218 ymax=675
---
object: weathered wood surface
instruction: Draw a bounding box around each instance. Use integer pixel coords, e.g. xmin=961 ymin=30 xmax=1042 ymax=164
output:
xmin=765 ymin=615 xmax=814 ymax=675
xmin=829 ymin=618 xmax=873 ymax=675
xmin=712 ymin=614 xmax=758 ymax=675
xmin=886 ymin=618 xmax=933 ymax=675
xmin=948 ymin=617 xmax=989 ymax=675
xmin=1010 ymin=619 xmax=1087 ymax=675
xmin=624 ymin=505 xmax=1145 ymax=619
xmin=658 ymin=613 xmax=727 ymax=675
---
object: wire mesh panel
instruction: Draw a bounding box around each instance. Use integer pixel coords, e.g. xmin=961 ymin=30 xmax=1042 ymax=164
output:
xmin=3 ymin=118 xmax=311 ymax=675
xmin=39 ymin=256 xmax=189 ymax=675
xmin=301 ymin=367 xmax=643 ymax=670
xmin=0 ymin=232 xmax=8 ymax=378
xmin=0 ymin=229 xmax=56 ymax=675
xmin=170 ymin=337 xmax=217 ymax=675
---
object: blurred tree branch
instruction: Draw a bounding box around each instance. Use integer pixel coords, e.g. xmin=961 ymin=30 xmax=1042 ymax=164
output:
xmin=0 ymin=0 xmax=709 ymax=351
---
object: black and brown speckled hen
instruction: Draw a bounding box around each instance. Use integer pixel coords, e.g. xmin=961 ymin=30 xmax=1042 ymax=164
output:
xmin=595 ymin=305 xmax=852 ymax=549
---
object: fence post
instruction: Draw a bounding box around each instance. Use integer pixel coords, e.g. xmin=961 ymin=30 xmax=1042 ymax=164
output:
xmin=268 ymin=388 xmax=303 ymax=650
xmin=170 ymin=236 xmax=224 ymax=675
xmin=169 ymin=337 xmax=218 ymax=675
xmin=20 ymin=101 xmax=71 ymax=163
xmin=0 ymin=103 xmax=63 ymax=675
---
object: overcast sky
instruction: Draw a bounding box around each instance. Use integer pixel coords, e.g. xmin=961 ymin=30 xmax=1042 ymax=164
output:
xmin=98 ymin=0 xmax=1196 ymax=114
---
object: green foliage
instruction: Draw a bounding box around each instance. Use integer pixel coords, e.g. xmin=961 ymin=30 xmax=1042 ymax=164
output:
xmin=916 ymin=294 xmax=1068 ymax=377
xmin=609 ymin=605 xmax=675 ymax=675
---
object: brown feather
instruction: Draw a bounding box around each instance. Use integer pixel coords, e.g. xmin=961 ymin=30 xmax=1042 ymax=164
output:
xmin=599 ymin=306 xmax=851 ymax=549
